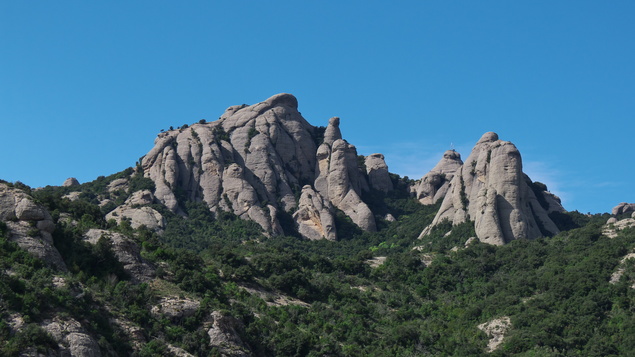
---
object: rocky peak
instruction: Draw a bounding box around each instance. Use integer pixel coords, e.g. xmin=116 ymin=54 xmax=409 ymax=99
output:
xmin=612 ymin=202 xmax=635 ymax=216
xmin=323 ymin=117 xmax=342 ymax=145
xmin=141 ymin=94 xmax=381 ymax=239
xmin=420 ymin=132 xmax=562 ymax=245
xmin=412 ymin=150 xmax=463 ymax=205
xmin=63 ymin=177 xmax=80 ymax=187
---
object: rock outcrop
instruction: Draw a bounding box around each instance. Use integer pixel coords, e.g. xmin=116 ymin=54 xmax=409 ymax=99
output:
xmin=84 ymin=229 xmax=156 ymax=283
xmin=141 ymin=94 xmax=380 ymax=239
xmin=151 ymin=297 xmax=201 ymax=321
xmin=420 ymin=132 xmax=563 ymax=245
xmin=42 ymin=316 xmax=101 ymax=357
xmin=207 ymin=311 xmax=252 ymax=356
xmin=105 ymin=190 xmax=166 ymax=232
xmin=62 ymin=177 xmax=80 ymax=187
xmin=0 ymin=183 xmax=67 ymax=271
xmin=412 ymin=150 xmax=463 ymax=205
xmin=613 ymin=202 xmax=635 ymax=216
xmin=365 ymin=153 xmax=393 ymax=192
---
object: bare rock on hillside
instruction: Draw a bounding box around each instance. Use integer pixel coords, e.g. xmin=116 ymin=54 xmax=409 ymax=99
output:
xmin=420 ymin=132 xmax=561 ymax=245
xmin=610 ymin=252 xmax=635 ymax=286
xmin=108 ymin=178 xmax=129 ymax=193
xmin=323 ymin=117 xmax=342 ymax=145
xmin=365 ymin=153 xmax=393 ymax=192
xmin=293 ymin=185 xmax=337 ymax=240
xmin=207 ymin=311 xmax=252 ymax=356
xmin=412 ymin=150 xmax=463 ymax=205
xmin=151 ymin=297 xmax=201 ymax=321
xmin=84 ymin=229 xmax=156 ymax=283
xmin=62 ymin=177 xmax=80 ymax=187
xmin=613 ymin=202 xmax=635 ymax=216
xmin=603 ymin=216 xmax=635 ymax=239
xmin=41 ymin=316 xmax=101 ymax=357
xmin=478 ymin=316 xmax=512 ymax=352
xmin=105 ymin=190 xmax=165 ymax=233
xmin=0 ymin=183 xmax=67 ymax=271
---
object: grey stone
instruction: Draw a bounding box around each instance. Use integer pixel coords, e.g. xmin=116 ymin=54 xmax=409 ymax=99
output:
xmin=420 ymin=132 xmax=561 ymax=245
xmin=62 ymin=177 xmax=80 ymax=187
xmin=365 ymin=153 xmax=393 ymax=192
xmin=413 ymin=150 xmax=463 ymax=205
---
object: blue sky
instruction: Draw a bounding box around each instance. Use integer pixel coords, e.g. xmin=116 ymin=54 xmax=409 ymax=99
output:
xmin=1 ymin=1 xmax=633 ymax=214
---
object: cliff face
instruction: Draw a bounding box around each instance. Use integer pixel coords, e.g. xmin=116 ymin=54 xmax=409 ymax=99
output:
xmin=419 ymin=132 xmax=564 ymax=245
xmin=141 ymin=94 xmax=387 ymax=240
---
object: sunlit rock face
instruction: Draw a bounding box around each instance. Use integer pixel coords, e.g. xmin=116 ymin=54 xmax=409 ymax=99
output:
xmin=141 ymin=94 xmax=382 ymax=239
xmin=420 ymin=132 xmax=563 ymax=245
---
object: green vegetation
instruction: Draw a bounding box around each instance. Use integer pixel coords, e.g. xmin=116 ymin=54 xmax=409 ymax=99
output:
xmin=2 ymin=176 xmax=635 ymax=356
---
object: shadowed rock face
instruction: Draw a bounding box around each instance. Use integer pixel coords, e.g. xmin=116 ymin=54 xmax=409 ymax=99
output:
xmin=412 ymin=150 xmax=463 ymax=205
xmin=141 ymin=94 xmax=380 ymax=239
xmin=420 ymin=132 xmax=563 ymax=245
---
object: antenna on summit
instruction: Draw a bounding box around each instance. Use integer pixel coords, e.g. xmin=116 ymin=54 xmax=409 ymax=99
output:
xmin=450 ymin=142 xmax=455 ymax=151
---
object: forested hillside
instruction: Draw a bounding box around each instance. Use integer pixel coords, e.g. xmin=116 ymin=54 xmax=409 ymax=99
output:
xmin=2 ymin=171 xmax=635 ymax=356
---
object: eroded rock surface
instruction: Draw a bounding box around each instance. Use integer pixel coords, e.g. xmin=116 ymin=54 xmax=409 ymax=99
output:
xmin=84 ymin=229 xmax=156 ymax=283
xmin=478 ymin=316 xmax=512 ymax=352
xmin=365 ymin=153 xmax=393 ymax=192
xmin=0 ymin=183 xmax=67 ymax=271
xmin=207 ymin=311 xmax=252 ymax=356
xmin=293 ymin=185 xmax=336 ymax=240
xmin=613 ymin=202 xmax=635 ymax=216
xmin=105 ymin=190 xmax=166 ymax=233
xmin=62 ymin=177 xmax=80 ymax=187
xmin=412 ymin=150 xmax=463 ymax=205
xmin=141 ymin=94 xmax=380 ymax=239
xmin=420 ymin=132 xmax=562 ymax=245
xmin=41 ymin=316 xmax=101 ymax=357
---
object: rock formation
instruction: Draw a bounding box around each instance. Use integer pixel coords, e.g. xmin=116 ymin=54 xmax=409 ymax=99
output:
xmin=42 ymin=316 xmax=102 ymax=357
xmin=365 ymin=153 xmax=394 ymax=192
xmin=612 ymin=202 xmax=635 ymax=216
xmin=83 ymin=228 xmax=156 ymax=283
xmin=105 ymin=190 xmax=166 ymax=232
xmin=141 ymin=94 xmax=380 ymax=239
xmin=207 ymin=311 xmax=253 ymax=356
xmin=420 ymin=132 xmax=563 ymax=245
xmin=293 ymin=185 xmax=337 ymax=240
xmin=412 ymin=150 xmax=463 ymax=205
xmin=62 ymin=177 xmax=80 ymax=187
xmin=0 ymin=183 xmax=67 ymax=271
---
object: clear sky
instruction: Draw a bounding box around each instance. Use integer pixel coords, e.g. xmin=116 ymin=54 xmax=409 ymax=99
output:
xmin=1 ymin=1 xmax=633 ymax=214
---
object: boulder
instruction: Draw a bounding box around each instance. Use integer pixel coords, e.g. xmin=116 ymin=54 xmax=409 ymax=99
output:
xmin=151 ymin=297 xmax=201 ymax=321
xmin=105 ymin=190 xmax=166 ymax=233
xmin=62 ymin=177 xmax=80 ymax=187
xmin=365 ymin=153 xmax=393 ymax=192
xmin=0 ymin=183 xmax=67 ymax=271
